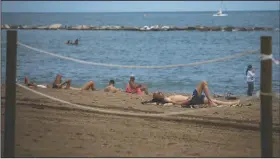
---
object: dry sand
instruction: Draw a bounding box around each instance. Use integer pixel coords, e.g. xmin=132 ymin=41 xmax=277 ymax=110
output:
xmin=1 ymin=84 xmax=280 ymax=157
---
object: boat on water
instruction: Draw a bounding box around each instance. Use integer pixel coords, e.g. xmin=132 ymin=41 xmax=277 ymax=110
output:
xmin=213 ymin=1 xmax=228 ymax=16
xmin=213 ymin=8 xmax=228 ymax=16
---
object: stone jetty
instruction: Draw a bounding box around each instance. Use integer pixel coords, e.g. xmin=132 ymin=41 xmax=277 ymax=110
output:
xmin=1 ymin=24 xmax=277 ymax=32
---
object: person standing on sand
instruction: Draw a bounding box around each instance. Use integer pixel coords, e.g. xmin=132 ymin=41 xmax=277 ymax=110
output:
xmin=246 ymin=65 xmax=255 ymax=96
xmin=104 ymin=80 xmax=121 ymax=93
xmin=126 ymin=75 xmax=149 ymax=95
xmin=142 ymin=81 xmax=240 ymax=107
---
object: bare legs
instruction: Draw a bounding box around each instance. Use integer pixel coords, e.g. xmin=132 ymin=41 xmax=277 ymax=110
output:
xmin=140 ymin=87 xmax=149 ymax=95
xmin=81 ymin=81 xmax=95 ymax=91
xmin=24 ymin=76 xmax=37 ymax=87
xmin=195 ymin=81 xmax=240 ymax=106
xmin=54 ymin=78 xmax=96 ymax=91
xmin=25 ymin=76 xmax=96 ymax=91
xmin=24 ymin=76 xmax=51 ymax=88
xmin=195 ymin=81 xmax=217 ymax=106
xmin=211 ymin=98 xmax=240 ymax=105
xmin=58 ymin=79 xmax=72 ymax=89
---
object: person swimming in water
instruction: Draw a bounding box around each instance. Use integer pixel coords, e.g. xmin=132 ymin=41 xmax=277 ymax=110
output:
xmin=74 ymin=39 xmax=79 ymax=45
xmin=142 ymin=81 xmax=240 ymax=107
xmin=65 ymin=40 xmax=72 ymax=44
xmin=65 ymin=39 xmax=78 ymax=45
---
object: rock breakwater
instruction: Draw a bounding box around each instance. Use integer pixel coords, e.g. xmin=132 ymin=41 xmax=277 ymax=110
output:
xmin=1 ymin=24 xmax=278 ymax=32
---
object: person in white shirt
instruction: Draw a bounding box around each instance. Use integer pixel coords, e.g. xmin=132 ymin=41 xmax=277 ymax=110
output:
xmin=246 ymin=65 xmax=255 ymax=96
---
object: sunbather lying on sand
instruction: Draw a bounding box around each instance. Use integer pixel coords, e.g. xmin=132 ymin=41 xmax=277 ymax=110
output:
xmin=142 ymin=92 xmax=191 ymax=106
xmin=53 ymin=74 xmax=96 ymax=90
xmin=25 ymin=75 xmax=95 ymax=91
xmin=142 ymin=81 xmax=240 ymax=107
xmin=71 ymin=81 xmax=96 ymax=91
xmin=104 ymin=80 xmax=121 ymax=93
xmin=126 ymin=74 xmax=149 ymax=95
xmin=24 ymin=76 xmax=50 ymax=88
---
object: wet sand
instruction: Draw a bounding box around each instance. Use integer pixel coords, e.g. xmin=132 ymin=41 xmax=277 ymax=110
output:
xmin=1 ymin=85 xmax=280 ymax=157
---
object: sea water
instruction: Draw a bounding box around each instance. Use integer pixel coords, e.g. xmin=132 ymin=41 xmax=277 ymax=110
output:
xmin=1 ymin=11 xmax=279 ymax=94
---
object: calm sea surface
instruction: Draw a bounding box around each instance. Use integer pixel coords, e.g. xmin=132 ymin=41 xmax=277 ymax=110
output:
xmin=1 ymin=12 xmax=280 ymax=94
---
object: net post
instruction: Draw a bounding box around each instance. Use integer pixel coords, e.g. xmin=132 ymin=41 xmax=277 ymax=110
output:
xmin=260 ymin=36 xmax=273 ymax=157
xmin=3 ymin=30 xmax=17 ymax=157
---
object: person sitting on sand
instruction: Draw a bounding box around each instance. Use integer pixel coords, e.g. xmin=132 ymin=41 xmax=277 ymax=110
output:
xmin=104 ymin=80 xmax=121 ymax=93
xmin=52 ymin=74 xmax=72 ymax=89
xmin=126 ymin=75 xmax=149 ymax=95
xmin=142 ymin=81 xmax=240 ymax=107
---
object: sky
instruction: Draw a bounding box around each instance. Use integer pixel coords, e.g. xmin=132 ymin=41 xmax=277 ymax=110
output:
xmin=2 ymin=1 xmax=280 ymax=12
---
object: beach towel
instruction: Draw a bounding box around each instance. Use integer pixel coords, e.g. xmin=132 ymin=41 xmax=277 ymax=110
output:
xmin=37 ymin=84 xmax=47 ymax=88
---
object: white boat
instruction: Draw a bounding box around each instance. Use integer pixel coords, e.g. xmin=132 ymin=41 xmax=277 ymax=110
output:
xmin=213 ymin=1 xmax=228 ymax=16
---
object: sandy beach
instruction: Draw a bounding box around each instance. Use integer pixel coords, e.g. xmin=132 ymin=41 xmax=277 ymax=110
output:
xmin=1 ymin=84 xmax=280 ymax=157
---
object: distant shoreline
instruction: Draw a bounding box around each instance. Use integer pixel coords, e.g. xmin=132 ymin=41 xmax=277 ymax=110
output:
xmin=2 ymin=10 xmax=280 ymax=14
xmin=1 ymin=24 xmax=278 ymax=32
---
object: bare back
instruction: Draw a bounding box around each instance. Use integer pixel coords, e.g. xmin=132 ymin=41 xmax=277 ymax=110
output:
xmin=129 ymin=80 xmax=137 ymax=90
xmin=54 ymin=75 xmax=62 ymax=85
xmin=164 ymin=95 xmax=190 ymax=104
xmin=104 ymin=85 xmax=118 ymax=93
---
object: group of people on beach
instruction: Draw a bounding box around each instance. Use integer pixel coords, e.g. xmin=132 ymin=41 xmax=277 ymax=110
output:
xmin=24 ymin=72 xmax=242 ymax=108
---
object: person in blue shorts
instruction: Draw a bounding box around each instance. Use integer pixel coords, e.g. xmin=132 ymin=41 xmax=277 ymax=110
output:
xmin=181 ymin=81 xmax=239 ymax=107
xmin=143 ymin=81 xmax=240 ymax=107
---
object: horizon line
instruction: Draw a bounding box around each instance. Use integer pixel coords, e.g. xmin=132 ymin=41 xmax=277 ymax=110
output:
xmin=2 ymin=9 xmax=280 ymax=13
